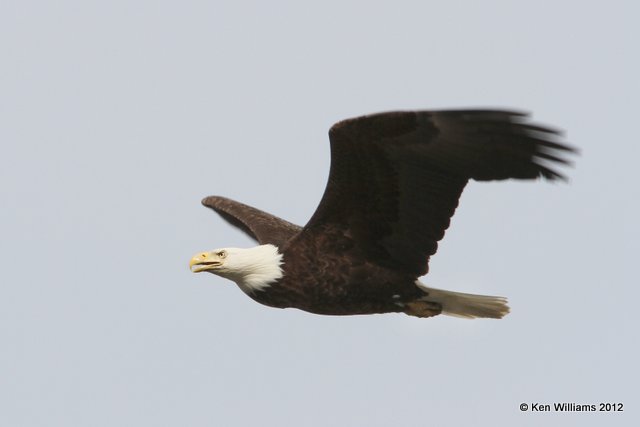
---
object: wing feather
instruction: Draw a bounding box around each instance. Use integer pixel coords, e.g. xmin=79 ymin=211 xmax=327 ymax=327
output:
xmin=202 ymin=196 xmax=302 ymax=247
xmin=301 ymin=110 xmax=576 ymax=276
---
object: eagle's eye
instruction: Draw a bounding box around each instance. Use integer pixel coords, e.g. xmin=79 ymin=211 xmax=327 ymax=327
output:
xmin=218 ymin=250 xmax=227 ymax=258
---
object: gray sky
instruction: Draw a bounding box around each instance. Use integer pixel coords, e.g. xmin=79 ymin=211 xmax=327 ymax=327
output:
xmin=1 ymin=1 xmax=638 ymax=426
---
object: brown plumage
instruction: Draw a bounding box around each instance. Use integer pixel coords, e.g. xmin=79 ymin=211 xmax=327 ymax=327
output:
xmin=192 ymin=109 xmax=576 ymax=319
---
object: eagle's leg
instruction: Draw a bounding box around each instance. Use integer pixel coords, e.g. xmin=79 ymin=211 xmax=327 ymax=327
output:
xmin=403 ymin=300 xmax=443 ymax=318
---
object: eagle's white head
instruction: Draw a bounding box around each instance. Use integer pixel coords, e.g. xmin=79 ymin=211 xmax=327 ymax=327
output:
xmin=189 ymin=244 xmax=284 ymax=293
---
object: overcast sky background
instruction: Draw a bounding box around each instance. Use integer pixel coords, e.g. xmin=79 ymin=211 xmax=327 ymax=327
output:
xmin=1 ymin=1 xmax=638 ymax=426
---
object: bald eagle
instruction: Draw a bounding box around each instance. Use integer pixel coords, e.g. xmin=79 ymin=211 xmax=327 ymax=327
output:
xmin=190 ymin=110 xmax=575 ymax=319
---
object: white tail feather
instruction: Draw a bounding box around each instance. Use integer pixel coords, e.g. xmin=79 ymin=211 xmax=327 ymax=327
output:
xmin=417 ymin=284 xmax=510 ymax=319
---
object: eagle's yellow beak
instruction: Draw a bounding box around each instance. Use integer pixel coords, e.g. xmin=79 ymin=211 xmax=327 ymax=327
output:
xmin=189 ymin=252 xmax=223 ymax=273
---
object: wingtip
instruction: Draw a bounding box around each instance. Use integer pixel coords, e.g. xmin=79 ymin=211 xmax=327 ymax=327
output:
xmin=201 ymin=195 xmax=223 ymax=207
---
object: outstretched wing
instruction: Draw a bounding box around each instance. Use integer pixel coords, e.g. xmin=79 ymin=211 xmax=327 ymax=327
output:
xmin=302 ymin=110 xmax=576 ymax=276
xmin=202 ymin=196 xmax=302 ymax=247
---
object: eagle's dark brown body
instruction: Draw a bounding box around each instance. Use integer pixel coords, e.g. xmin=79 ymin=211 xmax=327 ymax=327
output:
xmin=192 ymin=110 xmax=575 ymax=319
xmin=249 ymin=225 xmax=425 ymax=315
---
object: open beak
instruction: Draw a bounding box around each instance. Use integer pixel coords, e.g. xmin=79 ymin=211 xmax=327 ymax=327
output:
xmin=189 ymin=252 xmax=222 ymax=273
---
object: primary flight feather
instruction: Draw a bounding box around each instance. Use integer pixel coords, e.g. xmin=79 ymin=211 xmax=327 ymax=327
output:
xmin=190 ymin=109 xmax=575 ymax=319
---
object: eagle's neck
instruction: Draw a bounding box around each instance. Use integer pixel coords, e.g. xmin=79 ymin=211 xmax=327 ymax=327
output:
xmin=225 ymin=244 xmax=284 ymax=294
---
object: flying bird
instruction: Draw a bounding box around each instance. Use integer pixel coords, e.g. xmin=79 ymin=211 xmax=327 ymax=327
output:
xmin=190 ymin=110 xmax=575 ymax=319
